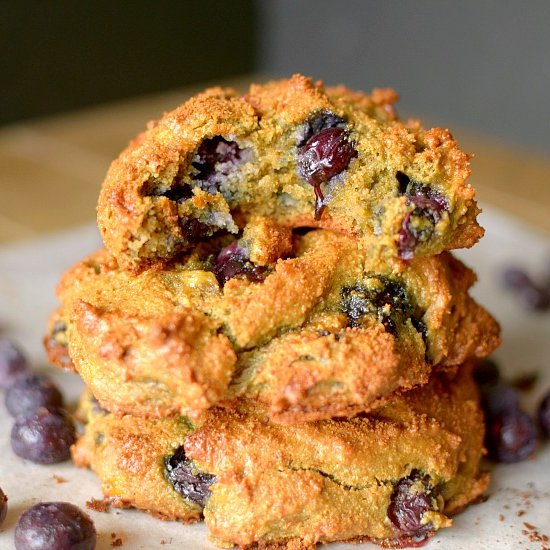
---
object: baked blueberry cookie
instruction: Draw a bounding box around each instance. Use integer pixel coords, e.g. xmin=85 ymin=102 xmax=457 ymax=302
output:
xmin=97 ymin=74 xmax=483 ymax=271
xmin=47 ymin=227 xmax=499 ymax=421
xmin=73 ymin=366 xmax=489 ymax=548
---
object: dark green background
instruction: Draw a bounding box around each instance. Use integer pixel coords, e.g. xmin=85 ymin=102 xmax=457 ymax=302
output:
xmin=2 ymin=1 xmax=257 ymax=124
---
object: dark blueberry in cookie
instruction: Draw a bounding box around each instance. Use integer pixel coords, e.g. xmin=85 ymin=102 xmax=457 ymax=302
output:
xmin=538 ymin=391 xmax=550 ymax=438
xmin=298 ymin=127 xmax=357 ymax=220
xmin=155 ymin=184 xmax=194 ymax=202
xmin=341 ymin=277 xmax=425 ymax=340
xmin=11 ymin=408 xmax=76 ymax=464
xmin=486 ymin=409 xmax=537 ymax=463
xmin=396 ymin=172 xmax=449 ymax=209
xmin=179 ymin=217 xmax=212 ymax=244
xmin=473 ymin=359 xmax=501 ymax=387
xmin=213 ymin=241 xmax=267 ymax=285
xmin=396 ymin=173 xmax=449 ymax=260
xmin=5 ymin=374 xmax=64 ymax=418
xmin=15 ymin=502 xmax=96 ymax=550
xmin=298 ymin=111 xmax=346 ymax=147
xmin=501 ymin=265 xmax=550 ymax=311
xmin=165 ymin=446 xmax=215 ymax=508
xmin=480 ymin=382 xmax=520 ymax=418
xmin=0 ymin=338 xmax=28 ymax=389
xmin=192 ymin=136 xmax=249 ymax=195
xmin=0 ymin=487 xmax=7 ymax=527
xmin=387 ymin=471 xmax=437 ymax=538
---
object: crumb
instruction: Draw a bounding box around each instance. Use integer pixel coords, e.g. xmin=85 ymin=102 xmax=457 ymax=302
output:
xmin=51 ymin=474 xmax=67 ymax=484
xmin=160 ymin=538 xmax=173 ymax=545
xmin=521 ymin=521 xmax=550 ymax=549
xmin=517 ymin=510 xmax=525 ymax=517
xmin=499 ymin=514 xmax=505 ymax=521
xmin=86 ymin=497 xmax=110 ymax=513
xmin=111 ymin=538 xmax=123 ymax=547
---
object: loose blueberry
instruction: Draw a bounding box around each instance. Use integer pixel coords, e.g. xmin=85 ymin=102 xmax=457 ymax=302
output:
xmin=502 ymin=267 xmax=533 ymax=290
xmin=0 ymin=487 xmax=7 ymax=527
xmin=480 ymin=382 xmax=520 ymax=419
xmin=213 ymin=241 xmax=266 ymax=285
xmin=192 ymin=137 xmax=248 ymax=195
xmin=486 ymin=409 xmax=537 ymax=463
xmin=11 ymin=408 xmax=76 ymax=464
xmin=387 ymin=471 xmax=437 ymax=538
xmin=165 ymin=446 xmax=215 ymax=508
xmin=298 ymin=127 xmax=357 ymax=220
xmin=0 ymin=338 xmax=28 ymax=389
xmin=518 ymin=285 xmax=550 ymax=311
xmin=538 ymin=391 xmax=550 ymax=438
xmin=502 ymin=265 xmax=550 ymax=311
xmin=5 ymin=374 xmax=63 ymax=418
xmin=473 ymin=359 xmax=501 ymax=387
xmin=14 ymin=502 xmax=96 ymax=550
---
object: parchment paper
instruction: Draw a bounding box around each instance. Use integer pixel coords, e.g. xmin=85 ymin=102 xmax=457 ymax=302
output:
xmin=0 ymin=206 xmax=549 ymax=549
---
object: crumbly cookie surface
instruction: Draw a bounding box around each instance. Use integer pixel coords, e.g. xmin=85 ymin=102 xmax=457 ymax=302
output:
xmin=97 ymin=74 xmax=482 ymax=271
xmin=47 ymin=227 xmax=499 ymax=421
xmin=74 ymin=366 xmax=489 ymax=548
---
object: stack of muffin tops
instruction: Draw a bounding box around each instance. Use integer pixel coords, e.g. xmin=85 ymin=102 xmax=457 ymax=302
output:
xmin=45 ymin=75 xmax=500 ymax=549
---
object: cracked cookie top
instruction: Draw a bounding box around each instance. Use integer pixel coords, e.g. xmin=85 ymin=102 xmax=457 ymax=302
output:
xmin=46 ymin=226 xmax=499 ymax=422
xmin=73 ymin=365 xmax=489 ymax=547
xmin=97 ymin=74 xmax=483 ymax=271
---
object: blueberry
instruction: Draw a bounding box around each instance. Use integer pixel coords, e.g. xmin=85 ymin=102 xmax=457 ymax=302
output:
xmin=387 ymin=471 xmax=437 ymax=538
xmin=192 ymin=137 xmax=248 ymax=195
xmin=298 ymin=111 xmax=346 ymax=147
xmin=341 ymin=277 xmax=425 ymax=341
xmin=473 ymin=359 xmax=501 ymax=387
xmin=486 ymin=409 xmax=537 ymax=463
xmin=501 ymin=265 xmax=550 ymax=311
xmin=518 ymin=285 xmax=550 ymax=311
xmin=502 ymin=267 xmax=533 ymax=290
xmin=297 ymin=126 xmax=357 ymax=220
xmin=213 ymin=241 xmax=266 ymax=285
xmin=11 ymin=408 xmax=76 ymax=464
xmin=395 ymin=173 xmax=449 ymax=259
xmin=14 ymin=502 xmax=96 ymax=550
xmin=0 ymin=338 xmax=28 ymax=389
xmin=538 ymin=391 xmax=550 ymax=438
xmin=165 ymin=446 xmax=215 ymax=508
xmin=5 ymin=374 xmax=64 ymax=418
xmin=398 ymin=196 xmax=448 ymax=260
xmin=0 ymin=487 xmax=7 ymax=527
xmin=480 ymin=382 xmax=520 ymax=419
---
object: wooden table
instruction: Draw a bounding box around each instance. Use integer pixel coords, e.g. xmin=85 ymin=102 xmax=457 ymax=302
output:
xmin=1 ymin=75 xmax=549 ymax=244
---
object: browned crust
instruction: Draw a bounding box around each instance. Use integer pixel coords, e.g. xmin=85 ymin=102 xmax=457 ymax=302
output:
xmin=46 ymin=227 xmax=499 ymax=422
xmin=97 ymin=74 xmax=482 ymax=271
